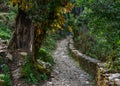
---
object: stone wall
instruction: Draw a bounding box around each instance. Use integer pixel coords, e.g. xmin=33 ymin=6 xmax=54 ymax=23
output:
xmin=68 ymin=38 xmax=120 ymax=86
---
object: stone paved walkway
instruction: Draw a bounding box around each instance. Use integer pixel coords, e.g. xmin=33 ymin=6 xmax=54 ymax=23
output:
xmin=42 ymin=38 xmax=95 ymax=86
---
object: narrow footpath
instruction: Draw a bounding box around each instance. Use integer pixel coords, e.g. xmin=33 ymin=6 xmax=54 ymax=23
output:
xmin=42 ymin=38 xmax=95 ymax=86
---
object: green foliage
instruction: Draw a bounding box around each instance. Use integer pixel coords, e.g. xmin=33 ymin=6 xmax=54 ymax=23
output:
xmin=21 ymin=41 xmax=55 ymax=83
xmin=2 ymin=64 xmax=11 ymax=86
xmin=41 ymin=34 xmax=56 ymax=52
xmin=0 ymin=23 xmax=12 ymax=40
xmin=7 ymin=11 xmax=16 ymax=20
xmin=37 ymin=48 xmax=55 ymax=65
xmin=73 ymin=0 xmax=120 ymax=71
xmin=0 ymin=57 xmax=11 ymax=86
xmin=21 ymin=58 xmax=38 ymax=84
xmin=21 ymin=56 xmax=48 ymax=84
xmin=40 ymin=73 xmax=48 ymax=80
xmin=0 ymin=9 xmax=15 ymax=40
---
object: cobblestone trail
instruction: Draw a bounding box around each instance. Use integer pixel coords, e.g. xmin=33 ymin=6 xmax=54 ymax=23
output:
xmin=42 ymin=38 xmax=95 ymax=86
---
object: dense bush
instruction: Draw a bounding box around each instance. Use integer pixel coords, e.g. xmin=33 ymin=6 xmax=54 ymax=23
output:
xmin=41 ymin=34 xmax=57 ymax=52
xmin=21 ymin=56 xmax=45 ymax=84
xmin=37 ymin=48 xmax=55 ymax=65
xmin=0 ymin=23 xmax=12 ymax=40
xmin=73 ymin=0 xmax=120 ymax=71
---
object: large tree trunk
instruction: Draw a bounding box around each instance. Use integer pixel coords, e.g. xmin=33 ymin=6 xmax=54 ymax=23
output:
xmin=8 ymin=8 xmax=49 ymax=75
xmin=8 ymin=8 xmax=46 ymax=55
xmin=8 ymin=9 xmax=34 ymax=53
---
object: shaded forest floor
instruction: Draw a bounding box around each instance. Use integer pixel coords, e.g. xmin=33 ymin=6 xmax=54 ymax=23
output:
xmin=41 ymin=38 xmax=95 ymax=86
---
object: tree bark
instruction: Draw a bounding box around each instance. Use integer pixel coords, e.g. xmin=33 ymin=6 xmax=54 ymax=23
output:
xmin=8 ymin=9 xmax=33 ymax=53
xmin=8 ymin=8 xmax=49 ymax=72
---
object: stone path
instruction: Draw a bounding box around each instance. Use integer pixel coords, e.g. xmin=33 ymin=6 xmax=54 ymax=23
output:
xmin=42 ymin=38 xmax=95 ymax=86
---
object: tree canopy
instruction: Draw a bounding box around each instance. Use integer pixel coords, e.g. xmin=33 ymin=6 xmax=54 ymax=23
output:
xmin=10 ymin=0 xmax=73 ymax=30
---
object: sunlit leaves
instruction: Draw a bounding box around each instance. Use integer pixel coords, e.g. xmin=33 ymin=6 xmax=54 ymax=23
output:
xmin=10 ymin=0 xmax=32 ymax=10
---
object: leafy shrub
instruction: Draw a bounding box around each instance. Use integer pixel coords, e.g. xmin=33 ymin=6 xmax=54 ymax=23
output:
xmin=73 ymin=0 xmax=120 ymax=71
xmin=22 ymin=62 xmax=39 ymax=84
xmin=0 ymin=23 xmax=11 ymax=40
xmin=37 ymin=48 xmax=55 ymax=65
xmin=40 ymin=73 xmax=48 ymax=80
xmin=21 ymin=56 xmax=48 ymax=84
xmin=2 ymin=64 xmax=11 ymax=86
xmin=0 ymin=57 xmax=11 ymax=86
xmin=41 ymin=34 xmax=56 ymax=52
xmin=21 ymin=33 xmax=56 ymax=84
